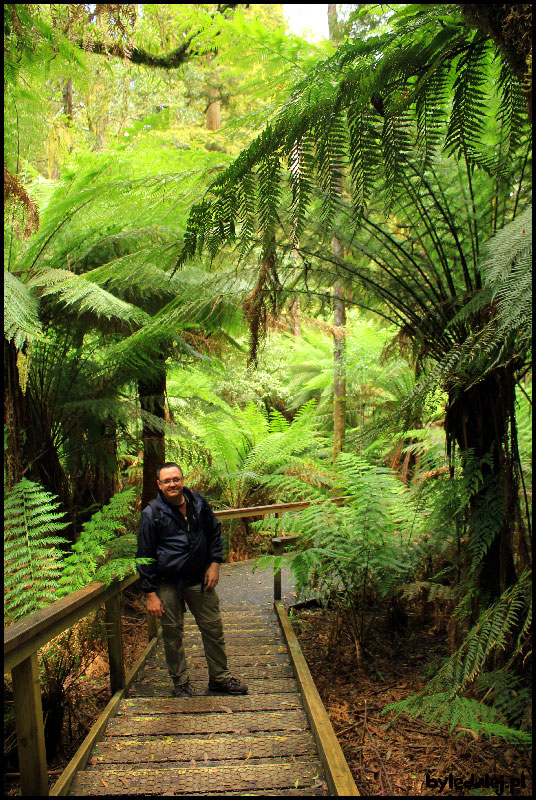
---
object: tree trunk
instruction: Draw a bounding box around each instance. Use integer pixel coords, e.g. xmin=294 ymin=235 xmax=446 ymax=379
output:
xmin=92 ymin=420 xmax=118 ymax=507
xmin=139 ymin=355 xmax=167 ymax=509
xmin=445 ymin=363 xmax=530 ymax=636
xmin=62 ymin=76 xmax=74 ymax=155
xmin=206 ymin=51 xmax=221 ymax=133
xmin=206 ymin=84 xmax=221 ymax=131
xmin=4 ymin=339 xmax=25 ymax=490
xmin=62 ymin=77 xmax=73 ymax=124
xmin=333 ymin=269 xmax=346 ymax=461
xmin=327 ymin=3 xmax=341 ymax=42
xmin=5 ymin=341 xmax=77 ymax=544
xmin=328 ymin=6 xmax=346 ymax=462
xmin=290 ymin=297 xmax=301 ymax=337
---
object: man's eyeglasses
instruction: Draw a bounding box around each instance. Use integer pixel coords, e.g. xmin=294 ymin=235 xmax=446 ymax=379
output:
xmin=160 ymin=478 xmax=183 ymax=485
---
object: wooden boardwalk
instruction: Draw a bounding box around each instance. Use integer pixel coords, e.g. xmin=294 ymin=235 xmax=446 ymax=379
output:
xmin=68 ymin=605 xmax=329 ymax=795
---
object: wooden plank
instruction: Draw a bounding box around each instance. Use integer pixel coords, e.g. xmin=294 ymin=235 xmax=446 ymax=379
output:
xmin=12 ymin=652 xmax=49 ymax=796
xmin=4 ymin=574 xmax=139 ymax=673
xmin=68 ymin=761 xmax=323 ymax=795
xmin=106 ymin=708 xmax=309 ymax=736
xmin=146 ymin=610 xmax=157 ymax=640
xmin=104 ymin=594 xmax=125 ymax=694
xmin=117 ymin=693 xmax=301 ymax=714
xmin=90 ymin=731 xmax=317 ymax=764
xmin=128 ymin=677 xmax=298 ymax=696
xmin=272 ymin=535 xmax=299 ymax=545
xmin=274 ymin=601 xmax=359 ymax=796
xmin=138 ymin=663 xmax=295 ymax=679
xmin=273 ymin=539 xmax=284 ymax=600
xmin=213 ymin=495 xmax=353 ymax=521
xmin=49 ymin=635 xmax=159 ymax=797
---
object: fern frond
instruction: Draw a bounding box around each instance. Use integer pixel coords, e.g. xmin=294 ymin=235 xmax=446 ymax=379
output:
xmin=4 ymin=479 xmax=69 ymax=623
xmin=495 ymin=60 xmax=528 ymax=169
xmin=444 ymin=33 xmax=492 ymax=161
xmin=384 ymin=692 xmax=531 ymax=745
xmin=4 ymin=269 xmax=44 ymax=349
xmin=384 ymin=571 xmax=532 ymax=743
xmin=28 ymin=268 xmax=151 ymax=328
xmin=483 ymin=205 xmax=532 ymax=288
xmin=58 ymin=488 xmax=140 ymax=594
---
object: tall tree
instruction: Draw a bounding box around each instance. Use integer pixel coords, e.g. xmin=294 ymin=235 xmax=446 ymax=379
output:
xmin=173 ymin=3 xmax=531 ymax=622
xmin=328 ymin=3 xmax=347 ymax=461
xmin=4 ymin=2 xmax=298 ymax=519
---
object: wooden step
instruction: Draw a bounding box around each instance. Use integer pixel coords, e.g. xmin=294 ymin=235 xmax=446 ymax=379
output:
xmin=147 ymin=652 xmax=290 ymax=669
xmin=183 ymin=620 xmax=280 ymax=629
xmin=128 ymin=677 xmax=299 ymax=696
xmin=69 ymin=761 xmax=325 ymax=794
xmin=136 ymin=663 xmax=295 ymax=680
xmin=90 ymin=731 xmax=318 ymax=765
xmin=106 ymin=709 xmax=309 ymax=736
xmin=117 ymin=693 xmax=302 ymax=715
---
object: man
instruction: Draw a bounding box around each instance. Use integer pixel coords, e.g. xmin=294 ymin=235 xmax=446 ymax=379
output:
xmin=136 ymin=462 xmax=248 ymax=697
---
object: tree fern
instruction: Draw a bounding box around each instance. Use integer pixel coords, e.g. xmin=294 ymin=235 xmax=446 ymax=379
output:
xmin=28 ymin=268 xmax=152 ymax=328
xmin=4 ymin=269 xmax=44 ymax=350
xmin=168 ymin=391 xmax=326 ymax=509
xmin=254 ymin=451 xmax=424 ymax=608
xmin=58 ymin=488 xmax=151 ymax=594
xmin=175 ymin=4 xmax=528 ymax=275
xmin=384 ymin=570 xmax=532 ymax=744
xmin=434 ymin=205 xmax=532 ymax=391
xmin=4 ymin=479 xmax=69 ymax=623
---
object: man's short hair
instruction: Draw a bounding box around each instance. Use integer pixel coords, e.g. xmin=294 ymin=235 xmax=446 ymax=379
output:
xmin=156 ymin=462 xmax=183 ymax=479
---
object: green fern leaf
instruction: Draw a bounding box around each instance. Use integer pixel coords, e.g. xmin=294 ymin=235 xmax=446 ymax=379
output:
xmin=4 ymin=479 xmax=69 ymax=623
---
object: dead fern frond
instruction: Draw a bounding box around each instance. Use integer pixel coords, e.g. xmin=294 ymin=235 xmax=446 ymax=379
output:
xmin=243 ymin=248 xmax=281 ymax=366
xmin=4 ymin=166 xmax=39 ymax=238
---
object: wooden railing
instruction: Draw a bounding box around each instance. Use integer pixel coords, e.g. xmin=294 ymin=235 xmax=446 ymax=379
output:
xmin=215 ymin=496 xmax=351 ymax=599
xmin=4 ymin=495 xmax=350 ymax=796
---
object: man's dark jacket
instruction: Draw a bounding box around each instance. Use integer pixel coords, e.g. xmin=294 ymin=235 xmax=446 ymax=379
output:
xmin=136 ymin=487 xmax=223 ymax=594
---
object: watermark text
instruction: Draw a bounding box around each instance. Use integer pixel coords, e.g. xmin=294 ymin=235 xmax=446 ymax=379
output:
xmin=426 ymin=772 xmax=526 ymax=795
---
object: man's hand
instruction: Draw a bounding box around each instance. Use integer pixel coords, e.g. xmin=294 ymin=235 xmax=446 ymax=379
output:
xmin=204 ymin=562 xmax=220 ymax=591
xmin=146 ymin=592 xmax=164 ymax=618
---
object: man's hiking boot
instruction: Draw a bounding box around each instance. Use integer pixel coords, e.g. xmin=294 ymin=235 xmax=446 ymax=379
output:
xmin=208 ymin=676 xmax=248 ymax=695
xmin=172 ymin=680 xmax=194 ymax=698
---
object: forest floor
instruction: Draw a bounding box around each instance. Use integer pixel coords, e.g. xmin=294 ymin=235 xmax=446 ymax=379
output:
xmin=4 ymin=570 xmax=532 ymax=797
xmin=292 ymin=605 xmax=532 ymax=796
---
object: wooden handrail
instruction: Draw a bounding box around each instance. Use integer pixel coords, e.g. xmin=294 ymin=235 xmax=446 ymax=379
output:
xmin=4 ymin=573 xmax=139 ymax=673
xmin=4 ymin=493 xmax=352 ymax=796
xmin=213 ymin=494 xmax=353 ymax=520
xmin=4 ymin=573 xmax=146 ymax=796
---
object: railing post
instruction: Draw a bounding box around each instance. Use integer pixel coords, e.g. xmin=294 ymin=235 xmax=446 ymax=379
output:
xmin=11 ymin=651 xmax=49 ymax=796
xmin=104 ymin=591 xmax=125 ymax=695
xmin=146 ymin=611 xmax=158 ymax=641
xmin=273 ymin=514 xmax=282 ymax=601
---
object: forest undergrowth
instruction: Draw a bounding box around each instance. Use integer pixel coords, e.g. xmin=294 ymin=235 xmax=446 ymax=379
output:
xmin=292 ymin=604 xmax=532 ymax=796
xmin=5 ymin=579 xmax=531 ymax=796
xmin=4 ymin=588 xmax=149 ymax=796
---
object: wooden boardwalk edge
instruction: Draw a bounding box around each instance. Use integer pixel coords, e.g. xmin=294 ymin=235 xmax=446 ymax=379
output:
xmin=274 ymin=600 xmax=360 ymax=797
xmin=50 ymin=635 xmax=159 ymax=797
